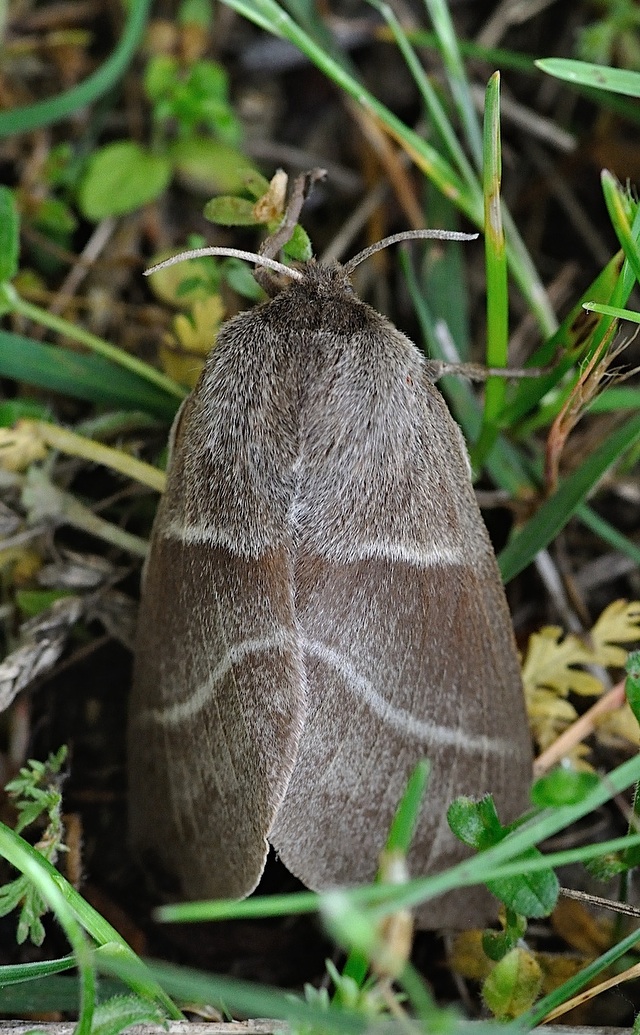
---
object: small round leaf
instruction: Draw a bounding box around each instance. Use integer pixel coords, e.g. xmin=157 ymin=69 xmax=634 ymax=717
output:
xmin=78 ymin=142 xmax=171 ymax=220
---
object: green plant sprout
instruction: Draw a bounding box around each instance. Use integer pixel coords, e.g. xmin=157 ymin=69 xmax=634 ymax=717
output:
xmin=77 ymin=1 xmax=251 ymax=222
xmin=0 ymin=747 xmax=69 ymax=945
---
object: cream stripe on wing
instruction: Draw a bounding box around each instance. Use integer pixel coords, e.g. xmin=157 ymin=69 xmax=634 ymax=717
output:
xmin=305 ymin=638 xmax=519 ymax=757
xmin=163 ymin=516 xmax=269 ymax=556
xmin=324 ymin=540 xmax=466 ymax=566
xmin=137 ymin=630 xmax=296 ymax=726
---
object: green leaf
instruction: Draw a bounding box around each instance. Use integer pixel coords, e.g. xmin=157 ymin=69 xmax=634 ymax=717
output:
xmin=179 ymin=0 xmax=213 ymax=27
xmin=482 ymin=909 xmax=527 ymax=962
xmin=16 ymin=589 xmax=73 ymax=618
xmin=90 ymin=994 xmax=168 ymax=1035
xmin=169 ymin=136 xmax=256 ymax=194
xmin=487 ymin=849 xmax=558 ymax=918
xmin=626 ymin=650 xmax=640 ymax=723
xmin=0 ymin=877 xmax=29 ymax=917
xmin=189 ymin=59 xmax=228 ymax=100
xmin=0 ymin=400 xmax=51 ymax=426
xmin=78 ymin=142 xmax=172 ymax=220
xmin=0 ymin=186 xmax=20 ymax=282
xmin=203 ymin=195 xmax=259 ymax=225
xmin=144 ymin=54 xmax=179 ymax=102
xmin=17 ymin=891 xmax=47 ymax=946
xmin=447 ymin=795 xmax=504 ymax=850
xmin=601 ymin=171 xmax=640 ymax=288
xmin=536 ymin=57 xmax=640 ymax=98
xmin=222 ymin=257 xmax=264 ymax=300
xmin=0 ymin=974 xmax=124 ymax=1013
xmin=531 ymin=768 xmax=601 ymax=807
xmin=283 ymin=222 xmax=313 ymax=262
xmin=243 ymin=169 xmax=272 ymax=199
xmin=32 ymin=196 xmax=78 ymax=237
xmin=483 ymin=947 xmax=542 ymax=1019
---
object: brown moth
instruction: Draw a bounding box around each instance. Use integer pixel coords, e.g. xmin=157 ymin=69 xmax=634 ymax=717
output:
xmin=128 ymin=231 xmax=533 ymax=929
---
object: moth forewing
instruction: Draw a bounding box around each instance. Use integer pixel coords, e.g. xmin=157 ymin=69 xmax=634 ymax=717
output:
xmin=266 ymin=273 xmax=531 ymax=928
xmin=129 ymin=257 xmax=532 ymax=928
xmin=128 ymin=309 xmax=308 ymax=899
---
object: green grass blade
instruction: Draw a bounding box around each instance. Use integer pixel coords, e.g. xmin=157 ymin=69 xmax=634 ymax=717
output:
xmin=0 ymin=824 xmax=96 ymax=1035
xmin=104 ymin=956 xmax=369 ymax=1034
xmin=385 ymin=760 xmax=430 ymax=856
xmin=226 ymin=0 xmax=471 ymax=207
xmin=601 ymin=170 xmax=640 ymax=287
xmin=0 ymin=975 xmax=126 ymax=1014
xmin=0 ymin=0 xmax=153 ymax=136
xmin=219 ymin=0 xmax=555 ymax=334
xmin=520 ymin=921 xmax=640 ymax=1027
xmin=423 ymin=0 xmax=483 ymax=167
xmin=157 ymin=754 xmax=640 ymax=924
xmin=472 ymin=71 xmax=507 ymax=466
xmin=536 ymin=57 xmax=640 ymax=98
xmin=418 ymin=196 xmax=473 ymax=360
xmin=0 ymin=822 xmax=182 ymax=1020
xmin=400 ymin=249 xmax=532 ymax=494
xmin=0 ymin=187 xmax=19 ymax=282
xmin=0 ymin=954 xmax=76 ymax=984
xmin=0 ymin=331 xmax=179 ymax=420
xmin=589 ymin=386 xmax=640 ymax=412
xmin=583 ymin=301 xmax=640 ymax=323
xmin=498 ymin=411 xmax=640 ymax=582
xmin=502 ymin=251 xmax=624 ymax=427
xmin=369 ymin=0 xmax=480 ymax=196
xmin=577 ymin=504 xmax=640 ymax=568
xmin=396 ymin=32 xmax=640 ymax=122
xmin=9 ymin=293 xmax=186 ymax=402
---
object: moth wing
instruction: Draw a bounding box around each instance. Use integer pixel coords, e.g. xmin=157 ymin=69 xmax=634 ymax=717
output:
xmin=128 ymin=318 xmax=306 ymax=900
xmin=270 ymin=318 xmax=532 ymax=928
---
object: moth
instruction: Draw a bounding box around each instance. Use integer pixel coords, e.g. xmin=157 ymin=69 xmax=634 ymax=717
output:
xmin=128 ymin=230 xmax=533 ymax=929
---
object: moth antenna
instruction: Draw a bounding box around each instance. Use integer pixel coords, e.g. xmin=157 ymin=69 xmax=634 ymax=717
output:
xmin=428 ymin=360 xmax=549 ymax=382
xmin=344 ymin=229 xmax=479 ymax=274
xmin=145 ymin=247 xmax=304 ymax=281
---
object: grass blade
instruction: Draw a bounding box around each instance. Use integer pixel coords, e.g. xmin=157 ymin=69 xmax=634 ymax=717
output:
xmin=423 ymin=0 xmax=483 ymax=167
xmin=0 ymin=332 xmax=179 ymax=420
xmin=536 ymin=57 xmax=640 ymax=98
xmin=472 ymin=71 xmax=507 ymax=466
xmin=498 ymin=411 xmax=640 ymax=582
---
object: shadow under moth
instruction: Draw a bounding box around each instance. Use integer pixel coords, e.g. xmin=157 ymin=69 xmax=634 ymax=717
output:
xmin=128 ymin=224 xmax=533 ymax=930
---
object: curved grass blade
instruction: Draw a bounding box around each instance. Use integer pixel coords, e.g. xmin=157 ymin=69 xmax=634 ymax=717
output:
xmin=423 ymin=0 xmax=483 ymax=166
xmin=0 ymin=822 xmax=182 ymax=1019
xmin=498 ymin=410 xmax=640 ymax=582
xmin=584 ymin=301 xmax=640 ymax=324
xmin=577 ymin=505 xmax=640 ymax=568
xmin=502 ymin=252 xmax=624 ymax=428
xmin=0 ymin=332 xmax=179 ymax=421
xmin=472 ymin=71 xmax=507 ymax=466
xmin=0 ymin=0 xmax=153 ymax=136
xmin=536 ymin=58 xmax=640 ymax=99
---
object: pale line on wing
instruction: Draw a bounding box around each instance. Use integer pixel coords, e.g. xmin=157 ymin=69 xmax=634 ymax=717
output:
xmin=326 ymin=539 xmax=467 ymax=567
xmin=165 ymin=515 xmax=469 ymax=568
xmin=139 ymin=630 xmax=295 ymax=727
xmin=163 ymin=516 xmax=268 ymax=556
xmin=304 ymin=638 xmax=518 ymax=757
